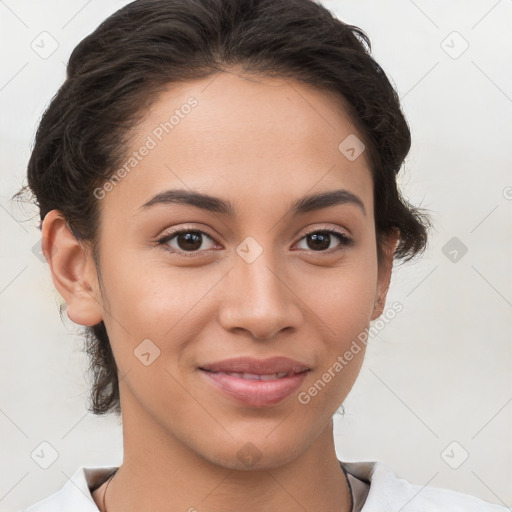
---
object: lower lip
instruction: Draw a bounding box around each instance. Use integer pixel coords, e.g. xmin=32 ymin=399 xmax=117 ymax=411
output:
xmin=200 ymin=369 xmax=309 ymax=407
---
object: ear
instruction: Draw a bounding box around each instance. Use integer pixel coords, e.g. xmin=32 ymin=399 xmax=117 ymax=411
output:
xmin=371 ymin=229 xmax=400 ymax=321
xmin=41 ymin=210 xmax=103 ymax=326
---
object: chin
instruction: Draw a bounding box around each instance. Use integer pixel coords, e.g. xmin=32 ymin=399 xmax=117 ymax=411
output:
xmin=198 ymin=431 xmax=310 ymax=472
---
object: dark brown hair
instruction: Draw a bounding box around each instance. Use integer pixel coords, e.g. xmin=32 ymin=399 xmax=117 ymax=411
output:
xmin=23 ymin=0 xmax=430 ymax=416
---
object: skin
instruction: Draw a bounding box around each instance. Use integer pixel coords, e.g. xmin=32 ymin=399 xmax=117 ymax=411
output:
xmin=43 ymin=70 xmax=398 ymax=512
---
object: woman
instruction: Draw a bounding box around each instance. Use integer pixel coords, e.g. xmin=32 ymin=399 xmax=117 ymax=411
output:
xmin=20 ymin=0 xmax=507 ymax=510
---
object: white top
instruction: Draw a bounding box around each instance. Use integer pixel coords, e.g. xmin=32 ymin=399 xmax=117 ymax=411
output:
xmin=21 ymin=460 xmax=508 ymax=511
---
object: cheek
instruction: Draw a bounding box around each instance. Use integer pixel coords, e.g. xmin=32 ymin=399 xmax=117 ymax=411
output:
xmin=296 ymin=249 xmax=377 ymax=391
xmin=297 ymin=255 xmax=378 ymax=340
xmin=98 ymin=255 xmax=221 ymax=356
xmin=309 ymin=271 xmax=374 ymax=373
xmin=310 ymin=272 xmax=375 ymax=326
xmin=294 ymin=269 xmax=376 ymax=421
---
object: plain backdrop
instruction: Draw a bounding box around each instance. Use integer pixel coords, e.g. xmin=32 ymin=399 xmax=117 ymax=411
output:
xmin=1 ymin=1 xmax=511 ymax=511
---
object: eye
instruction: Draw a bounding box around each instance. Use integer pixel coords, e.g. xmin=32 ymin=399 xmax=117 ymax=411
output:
xmin=295 ymin=228 xmax=353 ymax=252
xmin=157 ymin=229 xmax=218 ymax=255
xmin=156 ymin=226 xmax=353 ymax=256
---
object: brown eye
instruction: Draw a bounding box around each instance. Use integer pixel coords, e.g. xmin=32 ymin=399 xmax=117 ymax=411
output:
xmin=296 ymin=229 xmax=352 ymax=252
xmin=158 ymin=230 xmax=217 ymax=254
xmin=175 ymin=232 xmax=203 ymax=251
xmin=307 ymin=232 xmax=331 ymax=251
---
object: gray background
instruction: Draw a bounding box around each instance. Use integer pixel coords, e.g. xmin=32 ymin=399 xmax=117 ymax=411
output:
xmin=1 ymin=0 xmax=511 ymax=510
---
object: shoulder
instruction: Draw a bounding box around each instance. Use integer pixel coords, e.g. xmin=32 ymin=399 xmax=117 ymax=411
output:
xmin=20 ymin=466 xmax=118 ymax=512
xmin=341 ymin=460 xmax=508 ymax=511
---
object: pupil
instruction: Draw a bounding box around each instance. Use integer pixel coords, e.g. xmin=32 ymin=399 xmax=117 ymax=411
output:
xmin=178 ymin=232 xmax=202 ymax=251
xmin=308 ymin=232 xmax=330 ymax=251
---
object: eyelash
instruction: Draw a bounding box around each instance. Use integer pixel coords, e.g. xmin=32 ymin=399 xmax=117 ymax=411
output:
xmin=156 ymin=226 xmax=353 ymax=257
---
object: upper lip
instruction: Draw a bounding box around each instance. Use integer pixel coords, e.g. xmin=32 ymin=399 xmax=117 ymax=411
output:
xmin=199 ymin=356 xmax=311 ymax=376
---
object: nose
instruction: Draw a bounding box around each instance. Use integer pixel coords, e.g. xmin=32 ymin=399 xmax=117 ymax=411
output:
xmin=217 ymin=250 xmax=303 ymax=340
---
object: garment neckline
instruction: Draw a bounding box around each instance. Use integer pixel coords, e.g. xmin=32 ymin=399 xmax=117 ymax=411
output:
xmin=87 ymin=461 xmax=368 ymax=512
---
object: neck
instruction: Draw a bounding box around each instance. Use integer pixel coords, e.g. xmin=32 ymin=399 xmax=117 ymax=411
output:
xmin=105 ymin=393 xmax=352 ymax=512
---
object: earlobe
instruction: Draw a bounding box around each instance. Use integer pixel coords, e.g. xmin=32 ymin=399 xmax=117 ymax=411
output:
xmin=41 ymin=210 xmax=103 ymax=327
xmin=371 ymin=229 xmax=400 ymax=320
xmin=371 ymin=297 xmax=384 ymax=320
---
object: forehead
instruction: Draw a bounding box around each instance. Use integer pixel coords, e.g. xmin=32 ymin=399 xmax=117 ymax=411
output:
xmin=100 ymin=70 xmax=374 ymax=219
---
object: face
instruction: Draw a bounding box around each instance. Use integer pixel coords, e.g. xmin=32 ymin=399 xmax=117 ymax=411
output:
xmin=49 ymin=70 xmax=396 ymax=470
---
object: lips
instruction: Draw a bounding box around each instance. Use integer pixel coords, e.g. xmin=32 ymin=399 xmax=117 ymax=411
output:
xmin=211 ymin=371 xmax=290 ymax=380
xmin=199 ymin=356 xmax=311 ymax=407
xmin=200 ymin=356 xmax=310 ymax=375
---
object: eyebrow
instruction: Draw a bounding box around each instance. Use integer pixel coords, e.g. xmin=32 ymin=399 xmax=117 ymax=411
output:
xmin=139 ymin=188 xmax=366 ymax=216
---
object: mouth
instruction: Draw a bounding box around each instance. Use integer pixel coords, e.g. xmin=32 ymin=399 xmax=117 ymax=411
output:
xmin=199 ymin=356 xmax=311 ymax=407
xmin=199 ymin=355 xmax=311 ymax=375
xmin=200 ymin=370 xmax=302 ymax=380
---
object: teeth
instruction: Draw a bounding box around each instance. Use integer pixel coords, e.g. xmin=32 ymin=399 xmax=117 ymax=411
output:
xmin=241 ymin=372 xmax=261 ymax=380
xmin=221 ymin=371 xmax=290 ymax=380
xmin=259 ymin=374 xmax=277 ymax=381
